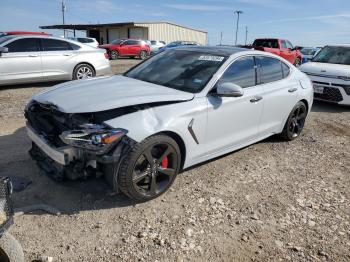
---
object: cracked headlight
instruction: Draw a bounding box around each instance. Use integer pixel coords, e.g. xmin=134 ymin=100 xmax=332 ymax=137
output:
xmin=59 ymin=124 xmax=128 ymax=151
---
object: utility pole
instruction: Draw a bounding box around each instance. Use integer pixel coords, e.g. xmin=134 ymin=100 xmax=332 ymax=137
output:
xmin=61 ymin=1 xmax=67 ymax=37
xmin=245 ymin=26 xmax=248 ymax=45
xmin=220 ymin=32 xmax=223 ymax=46
xmin=234 ymin=10 xmax=243 ymax=45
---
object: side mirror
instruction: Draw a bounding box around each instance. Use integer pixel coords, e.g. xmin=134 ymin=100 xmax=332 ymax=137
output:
xmin=215 ymin=82 xmax=244 ymax=97
xmin=0 ymin=47 xmax=8 ymax=56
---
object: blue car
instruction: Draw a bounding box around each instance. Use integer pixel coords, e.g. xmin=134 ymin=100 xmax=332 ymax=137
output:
xmin=300 ymin=47 xmax=321 ymax=63
xmin=157 ymin=41 xmax=199 ymax=53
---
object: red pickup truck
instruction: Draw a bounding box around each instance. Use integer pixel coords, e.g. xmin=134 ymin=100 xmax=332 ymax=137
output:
xmin=247 ymin=38 xmax=303 ymax=66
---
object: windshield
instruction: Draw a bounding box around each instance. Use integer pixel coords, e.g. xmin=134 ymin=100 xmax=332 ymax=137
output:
xmin=253 ymin=39 xmax=279 ymax=48
xmin=111 ymin=39 xmax=123 ymax=45
xmin=312 ymin=46 xmax=350 ymax=65
xmin=125 ymin=49 xmax=227 ymax=93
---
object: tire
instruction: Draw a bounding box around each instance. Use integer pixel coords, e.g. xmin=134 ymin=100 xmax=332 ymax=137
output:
xmin=294 ymin=57 xmax=301 ymax=67
xmin=280 ymin=101 xmax=307 ymax=141
xmin=118 ymin=134 xmax=181 ymax=201
xmin=139 ymin=50 xmax=147 ymax=60
xmin=110 ymin=50 xmax=119 ymax=60
xmin=0 ymin=233 xmax=24 ymax=262
xmin=73 ymin=64 xmax=95 ymax=80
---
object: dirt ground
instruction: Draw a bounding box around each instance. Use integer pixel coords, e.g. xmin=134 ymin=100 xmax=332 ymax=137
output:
xmin=0 ymin=59 xmax=349 ymax=262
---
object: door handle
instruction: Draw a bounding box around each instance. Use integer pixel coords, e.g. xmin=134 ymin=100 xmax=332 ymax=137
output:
xmin=63 ymin=53 xmax=72 ymax=56
xmin=250 ymin=96 xmax=263 ymax=103
xmin=28 ymin=54 xmax=38 ymax=57
xmin=288 ymin=87 xmax=298 ymax=93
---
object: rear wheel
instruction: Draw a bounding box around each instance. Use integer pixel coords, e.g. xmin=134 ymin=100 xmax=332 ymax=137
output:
xmin=139 ymin=50 xmax=147 ymax=60
xmin=118 ymin=135 xmax=181 ymax=201
xmin=280 ymin=101 xmax=307 ymax=141
xmin=110 ymin=50 xmax=119 ymax=60
xmin=73 ymin=64 xmax=95 ymax=80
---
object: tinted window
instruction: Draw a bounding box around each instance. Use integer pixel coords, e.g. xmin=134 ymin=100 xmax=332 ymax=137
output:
xmin=151 ymin=41 xmax=156 ymax=45
xmin=125 ymin=49 xmax=227 ymax=93
xmin=124 ymin=40 xmax=139 ymax=45
xmin=42 ymin=39 xmax=73 ymax=51
xmin=281 ymin=40 xmax=288 ymax=49
xmin=253 ymin=39 xmax=279 ymax=48
xmin=220 ymin=57 xmax=256 ymax=88
xmin=78 ymin=38 xmax=93 ymax=43
xmin=256 ymin=56 xmax=283 ymax=84
xmin=282 ymin=62 xmax=290 ymax=78
xmin=5 ymin=38 xmax=40 ymax=52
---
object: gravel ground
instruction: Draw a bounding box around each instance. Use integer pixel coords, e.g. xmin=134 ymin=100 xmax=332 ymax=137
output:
xmin=0 ymin=59 xmax=349 ymax=262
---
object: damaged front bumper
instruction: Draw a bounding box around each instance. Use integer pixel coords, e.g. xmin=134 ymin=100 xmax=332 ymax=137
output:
xmin=26 ymin=123 xmax=135 ymax=190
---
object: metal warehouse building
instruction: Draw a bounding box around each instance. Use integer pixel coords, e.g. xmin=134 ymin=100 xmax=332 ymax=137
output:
xmin=40 ymin=21 xmax=208 ymax=45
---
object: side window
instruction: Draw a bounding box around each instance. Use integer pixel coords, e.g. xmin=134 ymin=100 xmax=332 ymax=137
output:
xmin=220 ymin=57 xmax=256 ymax=88
xmin=281 ymin=40 xmax=288 ymax=49
xmin=5 ymin=38 xmax=40 ymax=52
xmin=286 ymin=41 xmax=293 ymax=49
xmin=42 ymin=39 xmax=73 ymax=51
xmin=256 ymin=56 xmax=283 ymax=84
xmin=124 ymin=40 xmax=138 ymax=45
xmin=282 ymin=62 xmax=290 ymax=78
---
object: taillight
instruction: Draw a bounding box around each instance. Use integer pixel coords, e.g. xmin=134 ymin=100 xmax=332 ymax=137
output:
xmin=104 ymin=52 xmax=109 ymax=59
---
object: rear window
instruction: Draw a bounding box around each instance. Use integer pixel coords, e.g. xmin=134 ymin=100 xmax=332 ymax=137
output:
xmin=42 ymin=39 xmax=73 ymax=51
xmin=256 ymin=56 xmax=283 ymax=84
xmin=253 ymin=39 xmax=279 ymax=49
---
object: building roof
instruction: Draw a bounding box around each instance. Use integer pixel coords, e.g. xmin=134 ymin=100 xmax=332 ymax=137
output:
xmin=40 ymin=21 xmax=207 ymax=34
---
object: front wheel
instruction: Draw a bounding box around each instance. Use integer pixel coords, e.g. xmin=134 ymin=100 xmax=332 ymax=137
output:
xmin=118 ymin=135 xmax=181 ymax=201
xmin=280 ymin=101 xmax=307 ymax=141
xmin=0 ymin=233 xmax=24 ymax=262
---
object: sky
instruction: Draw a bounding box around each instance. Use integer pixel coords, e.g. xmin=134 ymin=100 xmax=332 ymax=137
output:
xmin=1 ymin=0 xmax=350 ymax=47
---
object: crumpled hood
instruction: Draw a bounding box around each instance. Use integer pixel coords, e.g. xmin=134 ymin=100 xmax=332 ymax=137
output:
xmin=300 ymin=62 xmax=350 ymax=78
xmin=32 ymin=75 xmax=194 ymax=113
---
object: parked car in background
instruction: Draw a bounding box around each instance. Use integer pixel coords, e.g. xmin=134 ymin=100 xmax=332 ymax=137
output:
xmin=158 ymin=41 xmax=199 ymax=53
xmin=300 ymin=45 xmax=350 ymax=105
xmin=68 ymin=37 xmax=99 ymax=48
xmin=99 ymin=39 xmax=150 ymax=60
xmin=300 ymin=47 xmax=321 ymax=63
xmin=244 ymin=38 xmax=303 ymax=66
xmin=0 ymin=35 xmax=111 ymax=86
xmin=149 ymin=40 xmax=165 ymax=54
xmin=4 ymin=31 xmax=51 ymax=36
xmin=25 ymin=46 xmax=313 ymax=202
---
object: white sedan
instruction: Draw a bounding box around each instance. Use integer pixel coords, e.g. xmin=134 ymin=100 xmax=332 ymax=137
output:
xmin=25 ymin=46 xmax=313 ymax=201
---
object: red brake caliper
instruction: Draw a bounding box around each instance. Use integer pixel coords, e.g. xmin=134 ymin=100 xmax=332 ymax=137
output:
xmin=161 ymin=156 xmax=168 ymax=169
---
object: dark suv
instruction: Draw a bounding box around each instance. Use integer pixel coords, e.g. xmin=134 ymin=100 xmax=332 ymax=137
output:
xmin=99 ymin=39 xmax=151 ymax=60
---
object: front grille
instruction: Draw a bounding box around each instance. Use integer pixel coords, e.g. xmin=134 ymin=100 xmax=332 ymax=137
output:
xmin=0 ymin=177 xmax=13 ymax=233
xmin=314 ymin=86 xmax=343 ymax=102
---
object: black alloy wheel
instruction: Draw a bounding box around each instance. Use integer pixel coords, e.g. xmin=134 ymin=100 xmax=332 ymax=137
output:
xmin=110 ymin=50 xmax=119 ymax=60
xmin=118 ymin=135 xmax=181 ymax=201
xmin=139 ymin=50 xmax=147 ymax=60
xmin=281 ymin=101 xmax=307 ymax=141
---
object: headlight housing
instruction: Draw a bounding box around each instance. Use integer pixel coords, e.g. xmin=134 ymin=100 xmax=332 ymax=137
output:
xmin=59 ymin=124 xmax=128 ymax=152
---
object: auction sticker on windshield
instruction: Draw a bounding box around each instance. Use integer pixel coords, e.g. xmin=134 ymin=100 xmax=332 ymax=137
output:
xmin=198 ymin=55 xmax=225 ymax=62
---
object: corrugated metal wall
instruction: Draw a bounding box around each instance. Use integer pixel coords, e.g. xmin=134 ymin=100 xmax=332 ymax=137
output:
xmin=135 ymin=23 xmax=207 ymax=45
xmin=88 ymin=22 xmax=207 ymax=45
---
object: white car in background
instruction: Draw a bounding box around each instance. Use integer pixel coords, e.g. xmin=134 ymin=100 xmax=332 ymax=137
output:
xmin=68 ymin=37 xmax=99 ymax=48
xmin=149 ymin=40 xmax=166 ymax=54
xmin=0 ymin=35 xmax=111 ymax=86
xmin=300 ymin=45 xmax=350 ymax=105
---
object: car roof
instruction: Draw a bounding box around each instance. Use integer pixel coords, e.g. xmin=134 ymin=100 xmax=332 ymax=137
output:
xmin=173 ymin=45 xmax=247 ymax=56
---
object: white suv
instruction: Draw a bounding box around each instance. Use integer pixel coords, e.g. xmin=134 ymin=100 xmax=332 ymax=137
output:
xmin=68 ymin=37 xmax=99 ymax=48
xmin=300 ymin=45 xmax=350 ymax=105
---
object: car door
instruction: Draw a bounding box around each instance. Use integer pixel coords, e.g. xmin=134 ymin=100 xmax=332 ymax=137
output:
xmin=280 ymin=40 xmax=293 ymax=63
xmin=0 ymin=38 xmax=42 ymax=85
xmin=205 ymin=56 xmax=264 ymax=156
xmin=40 ymin=38 xmax=75 ymax=80
xmin=256 ymin=56 xmax=298 ymax=136
xmin=119 ymin=40 xmax=136 ymax=56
